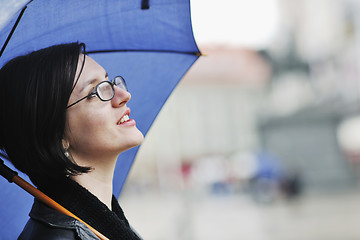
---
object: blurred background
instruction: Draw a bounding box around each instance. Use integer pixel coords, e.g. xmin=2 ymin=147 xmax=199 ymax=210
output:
xmin=119 ymin=0 xmax=360 ymax=239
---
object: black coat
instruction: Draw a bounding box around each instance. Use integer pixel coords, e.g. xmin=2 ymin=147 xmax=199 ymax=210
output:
xmin=18 ymin=199 xmax=99 ymax=240
xmin=18 ymin=177 xmax=142 ymax=240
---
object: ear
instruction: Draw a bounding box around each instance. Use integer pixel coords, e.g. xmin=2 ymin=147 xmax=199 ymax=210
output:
xmin=62 ymin=139 xmax=70 ymax=150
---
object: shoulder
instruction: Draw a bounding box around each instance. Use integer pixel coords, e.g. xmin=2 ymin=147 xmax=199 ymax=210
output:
xmin=18 ymin=199 xmax=99 ymax=240
xmin=18 ymin=218 xmax=79 ymax=240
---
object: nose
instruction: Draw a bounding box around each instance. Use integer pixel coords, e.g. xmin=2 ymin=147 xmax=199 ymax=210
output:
xmin=111 ymin=85 xmax=131 ymax=107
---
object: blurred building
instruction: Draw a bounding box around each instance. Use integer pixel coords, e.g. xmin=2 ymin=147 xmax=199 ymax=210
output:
xmin=128 ymin=46 xmax=271 ymax=193
xmin=255 ymin=0 xmax=360 ymax=192
xmin=126 ymin=0 xmax=360 ymax=195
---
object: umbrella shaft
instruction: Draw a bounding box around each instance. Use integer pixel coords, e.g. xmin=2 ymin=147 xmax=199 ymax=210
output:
xmin=0 ymin=159 xmax=17 ymax=182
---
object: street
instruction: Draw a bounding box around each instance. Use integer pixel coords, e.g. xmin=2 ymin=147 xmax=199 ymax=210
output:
xmin=120 ymin=190 xmax=360 ymax=240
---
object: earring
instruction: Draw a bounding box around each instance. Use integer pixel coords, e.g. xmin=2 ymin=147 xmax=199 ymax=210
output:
xmin=62 ymin=139 xmax=70 ymax=158
xmin=64 ymin=150 xmax=70 ymax=158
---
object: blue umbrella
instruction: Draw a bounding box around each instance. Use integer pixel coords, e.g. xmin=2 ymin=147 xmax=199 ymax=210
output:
xmin=0 ymin=0 xmax=200 ymax=238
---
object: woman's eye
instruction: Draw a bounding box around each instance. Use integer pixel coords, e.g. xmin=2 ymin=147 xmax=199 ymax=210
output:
xmin=87 ymin=92 xmax=96 ymax=100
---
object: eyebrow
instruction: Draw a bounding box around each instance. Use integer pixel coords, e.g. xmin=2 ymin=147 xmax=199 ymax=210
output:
xmin=79 ymin=72 xmax=109 ymax=93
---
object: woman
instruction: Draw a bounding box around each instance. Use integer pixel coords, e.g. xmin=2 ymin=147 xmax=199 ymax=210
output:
xmin=0 ymin=42 xmax=144 ymax=239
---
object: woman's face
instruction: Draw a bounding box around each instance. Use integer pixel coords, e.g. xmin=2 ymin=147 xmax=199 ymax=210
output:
xmin=65 ymin=55 xmax=144 ymax=161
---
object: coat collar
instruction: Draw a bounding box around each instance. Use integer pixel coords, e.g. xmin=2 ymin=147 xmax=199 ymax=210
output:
xmin=36 ymin=177 xmax=141 ymax=240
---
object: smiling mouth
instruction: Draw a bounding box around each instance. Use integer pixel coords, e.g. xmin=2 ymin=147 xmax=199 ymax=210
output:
xmin=117 ymin=114 xmax=130 ymax=125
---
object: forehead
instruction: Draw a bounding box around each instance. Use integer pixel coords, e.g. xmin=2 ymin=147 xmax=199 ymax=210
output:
xmin=77 ymin=55 xmax=105 ymax=82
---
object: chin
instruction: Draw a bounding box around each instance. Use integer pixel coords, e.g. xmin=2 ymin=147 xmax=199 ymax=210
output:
xmin=131 ymin=130 xmax=144 ymax=147
xmin=120 ymin=129 xmax=144 ymax=152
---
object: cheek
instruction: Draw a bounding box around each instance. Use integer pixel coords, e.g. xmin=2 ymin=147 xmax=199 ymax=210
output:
xmin=66 ymin=110 xmax=109 ymax=146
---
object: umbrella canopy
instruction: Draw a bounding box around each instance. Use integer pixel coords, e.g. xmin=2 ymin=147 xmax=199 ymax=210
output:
xmin=0 ymin=0 xmax=200 ymax=238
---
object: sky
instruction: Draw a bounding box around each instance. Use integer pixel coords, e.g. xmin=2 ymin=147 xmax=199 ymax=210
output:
xmin=190 ymin=0 xmax=280 ymax=49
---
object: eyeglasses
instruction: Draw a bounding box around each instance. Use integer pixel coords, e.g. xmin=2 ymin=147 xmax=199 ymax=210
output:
xmin=66 ymin=76 xmax=128 ymax=108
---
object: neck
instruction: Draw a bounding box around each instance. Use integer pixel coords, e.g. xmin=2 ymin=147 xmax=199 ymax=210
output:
xmin=71 ymin=155 xmax=117 ymax=210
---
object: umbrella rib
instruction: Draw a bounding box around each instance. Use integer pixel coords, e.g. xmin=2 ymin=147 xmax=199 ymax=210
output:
xmin=0 ymin=4 xmax=29 ymax=58
xmin=86 ymin=49 xmax=201 ymax=56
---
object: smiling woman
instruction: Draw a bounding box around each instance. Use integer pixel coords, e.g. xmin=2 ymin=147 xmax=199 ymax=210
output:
xmin=0 ymin=42 xmax=143 ymax=239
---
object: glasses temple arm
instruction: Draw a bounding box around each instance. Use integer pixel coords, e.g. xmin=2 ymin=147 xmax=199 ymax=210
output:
xmin=66 ymin=95 xmax=89 ymax=109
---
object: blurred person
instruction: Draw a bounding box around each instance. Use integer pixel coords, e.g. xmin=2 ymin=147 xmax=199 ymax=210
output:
xmin=248 ymin=151 xmax=284 ymax=203
xmin=280 ymin=170 xmax=303 ymax=200
xmin=0 ymin=42 xmax=144 ymax=239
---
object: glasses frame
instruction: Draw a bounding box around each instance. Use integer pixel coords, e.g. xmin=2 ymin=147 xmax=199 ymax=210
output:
xmin=66 ymin=76 xmax=127 ymax=108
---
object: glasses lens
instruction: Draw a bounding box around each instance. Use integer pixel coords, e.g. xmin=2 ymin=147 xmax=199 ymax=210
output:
xmin=97 ymin=82 xmax=114 ymax=101
xmin=113 ymin=76 xmax=128 ymax=91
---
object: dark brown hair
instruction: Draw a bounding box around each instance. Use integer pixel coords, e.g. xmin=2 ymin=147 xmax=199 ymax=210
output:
xmin=0 ymin=42 xmax=91 ymax=186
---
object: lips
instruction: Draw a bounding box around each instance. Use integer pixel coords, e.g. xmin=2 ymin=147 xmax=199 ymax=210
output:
xmin=117 ymin=108 xmax=131 ymax=125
